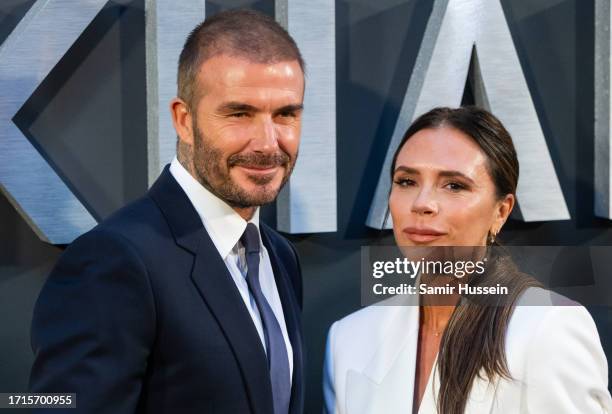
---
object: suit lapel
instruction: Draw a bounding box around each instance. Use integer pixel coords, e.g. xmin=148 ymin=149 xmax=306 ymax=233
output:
xmin=191 ymin=230 xmax=274 ymax=414
xmin=346 ymin=297 xmax=420 ymax=413
xmin=418 ymin=348 xmax=499 ymax=414
xmin=417 ymin=357 xmax=438 ymax=414
xmin=148 ymin=167 xmax=274 ymax=414
xmin=260 ymin=227 xmax=304 ymax=414
xmin=419 ymin=368 xmax=498 ymax=414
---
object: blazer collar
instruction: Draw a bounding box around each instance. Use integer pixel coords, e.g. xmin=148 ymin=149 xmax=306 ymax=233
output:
xmin=346 ymin=298 xmax=420 ymax=414
xmin=349 ymin=294 xmax=498 ymax=414
xmin=148 ymin=165 xmax=204 ymax=254
xmin=362 ymin=295 xmax=420 ymax=384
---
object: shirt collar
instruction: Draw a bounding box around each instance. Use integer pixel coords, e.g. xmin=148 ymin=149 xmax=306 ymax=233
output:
xmin=169 ymin=157 xmax=260 ymax=259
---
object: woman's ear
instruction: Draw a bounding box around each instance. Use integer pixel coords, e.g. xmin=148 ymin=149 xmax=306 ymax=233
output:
xmin=492 ymin=193 xmax=515 ymax=234
xmin=170 ymin=98 xmax=194 ymax=147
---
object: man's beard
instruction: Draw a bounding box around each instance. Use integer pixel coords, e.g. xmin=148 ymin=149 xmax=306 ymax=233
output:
xmin=191 ymin=122 xmax=296 ymax=208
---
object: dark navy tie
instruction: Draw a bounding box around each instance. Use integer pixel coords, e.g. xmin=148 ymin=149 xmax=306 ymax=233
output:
xmin=241 ymin=223 xmax=291 ymax=414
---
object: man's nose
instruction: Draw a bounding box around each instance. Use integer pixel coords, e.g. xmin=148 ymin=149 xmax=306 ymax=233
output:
xmin=411 ymin=188 xmax=439 ymax=216
xmin=251 ymin=115 xmax=279 ymax=152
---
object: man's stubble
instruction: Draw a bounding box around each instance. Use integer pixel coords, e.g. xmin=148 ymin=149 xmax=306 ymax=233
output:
xmin=189 ymin=120 xmax=297 ymax=209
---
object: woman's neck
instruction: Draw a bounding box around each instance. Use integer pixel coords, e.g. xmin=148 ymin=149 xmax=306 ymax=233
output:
xmin=420 ymin=305 xmax=456 ymax=334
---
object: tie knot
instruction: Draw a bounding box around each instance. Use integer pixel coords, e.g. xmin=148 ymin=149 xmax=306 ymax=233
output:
xmin=240 ymin=223 xmax=260 ymax=255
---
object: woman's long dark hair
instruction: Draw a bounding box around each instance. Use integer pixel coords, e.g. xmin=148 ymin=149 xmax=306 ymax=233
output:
xmin=390 ymin=106 xmax=541 ymax=414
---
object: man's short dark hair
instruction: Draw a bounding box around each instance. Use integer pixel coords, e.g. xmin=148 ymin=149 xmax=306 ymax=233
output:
xmin=177 ymin=9 xmax=305 ymax=110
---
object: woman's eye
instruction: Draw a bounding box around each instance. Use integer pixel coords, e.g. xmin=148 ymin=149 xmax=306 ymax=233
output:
xmin=445 ymin=182 xmax=466 ymax=191
xmin=394 ymin=178 xmax=415 ymax=187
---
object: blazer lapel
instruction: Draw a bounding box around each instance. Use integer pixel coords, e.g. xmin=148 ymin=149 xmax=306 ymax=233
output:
xmin=416 ymin=339 xmax=499 ymax=414
xmin=191 ymin=231 xmax=274 ymax=414
xmin=260 ymin=227 xmax=304 ymax=414
xmin=417 ymin=357 xmax=438 ymax=414
xmin=148 ymin=167 xmax=274 ymax=414
xmin=346 ymin=296 xmax=420 ymax=413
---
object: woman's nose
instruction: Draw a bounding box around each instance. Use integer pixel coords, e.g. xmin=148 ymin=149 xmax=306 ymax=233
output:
xmin=411 ymin=189 xmax=439 ymax=216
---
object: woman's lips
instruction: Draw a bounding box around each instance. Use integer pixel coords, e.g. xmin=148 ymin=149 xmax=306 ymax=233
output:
xmin=402 ymin=227 xmax=447 ymax=243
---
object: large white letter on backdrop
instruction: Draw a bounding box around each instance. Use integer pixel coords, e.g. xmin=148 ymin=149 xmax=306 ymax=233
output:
xmin=366 ymin=0 xmax=569 ymax=229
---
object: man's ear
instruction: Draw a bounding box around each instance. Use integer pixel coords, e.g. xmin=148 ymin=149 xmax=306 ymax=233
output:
xmin=170 ymin=98 xmax=193 ymax=146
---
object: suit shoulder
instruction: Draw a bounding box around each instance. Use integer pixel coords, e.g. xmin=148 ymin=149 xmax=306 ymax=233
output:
xmin=100 ymin=195 xmax=164 ymax=233
xmin=505 ymin=288 xmax=603 ymax=369
xmin=57 ymin=225 xmax=147 ymax=277
xmin=506 ymin=289 xmax=611 ymax=411
xmin=508 ymin=287 xmax=589 ymax=333
xmin=78 ymin=195 xmax=170 ymax=251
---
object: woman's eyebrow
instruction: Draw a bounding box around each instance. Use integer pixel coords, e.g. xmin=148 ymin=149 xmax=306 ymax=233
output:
xmin=438 ymin=170 xmax=476 ymax=185
xmin=394 ymin=166 xmax=419 ymax=175
xmin=394 ymin=166 xmax=476 ymax=185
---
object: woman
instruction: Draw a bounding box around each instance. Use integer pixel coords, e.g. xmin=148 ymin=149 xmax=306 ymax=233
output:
xmin=323 ymin=107 xmax=611 ymax=413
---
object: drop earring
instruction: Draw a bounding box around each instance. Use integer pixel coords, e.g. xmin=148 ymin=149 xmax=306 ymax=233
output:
xmin=488 ymin=230 xmax=497 ymax=245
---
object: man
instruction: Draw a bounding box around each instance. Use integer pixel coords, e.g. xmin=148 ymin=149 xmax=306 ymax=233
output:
xmin=29 ymin=9 xmax=305 ymax=414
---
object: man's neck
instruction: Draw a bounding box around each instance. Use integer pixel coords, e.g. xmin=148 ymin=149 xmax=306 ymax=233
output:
xmin=234 ymin=206 xmax=256 ymax=221
xmin=178 ymin=157 xmax=197 ymax=178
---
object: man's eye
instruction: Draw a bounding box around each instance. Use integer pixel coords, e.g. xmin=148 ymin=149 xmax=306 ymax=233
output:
xmin=278 ymin=111 xmax=296 ymax=118
xmin=230 ymin=112 xmax=248 ymax=118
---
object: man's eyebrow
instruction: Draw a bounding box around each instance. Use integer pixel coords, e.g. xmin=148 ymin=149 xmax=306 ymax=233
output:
xmin=216 ymin=102 xmax=304 ymax=114
xmin=217 ymin=102 xmax=259 ymax=112
xmin=273 ymin=104 xmax=304 ymax=115
xmin=394 ymin=166 xmax=476 ymax=184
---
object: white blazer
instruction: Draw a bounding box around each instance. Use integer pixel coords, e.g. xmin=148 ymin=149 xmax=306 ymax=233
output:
xmin=323 ymin=288 xmax=612 ymax=414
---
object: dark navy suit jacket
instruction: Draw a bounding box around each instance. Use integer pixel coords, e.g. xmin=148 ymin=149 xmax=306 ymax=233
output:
xmin=29 ymin=166 xmax=305 ymax=414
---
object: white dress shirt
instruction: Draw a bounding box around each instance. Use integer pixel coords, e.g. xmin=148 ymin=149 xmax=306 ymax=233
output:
xmin=170 ymin=157 xmax=293 ymax=380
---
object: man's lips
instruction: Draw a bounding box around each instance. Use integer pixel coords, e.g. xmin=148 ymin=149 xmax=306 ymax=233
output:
xmin=403 ymin=227 xmax=447 ymax=242
xmin=236 ymin=165 xmax=281 ymax=174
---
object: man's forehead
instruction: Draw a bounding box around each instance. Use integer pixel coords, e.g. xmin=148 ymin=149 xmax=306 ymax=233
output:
xmin=197 ymin=54 xmax=304 ymax=86
xmin=192 ymin=57 xmax=304 ymax=108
